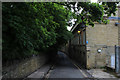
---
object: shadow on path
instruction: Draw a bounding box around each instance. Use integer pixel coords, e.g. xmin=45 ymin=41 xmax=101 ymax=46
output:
xmin=48 ymin=51 xmax=85 ymax=78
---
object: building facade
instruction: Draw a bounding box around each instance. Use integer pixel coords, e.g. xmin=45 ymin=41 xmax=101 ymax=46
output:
xmin=69 ymin=7 xmax=120 ymax=69
xmin=86 ymin=21 xmax=118 ymax=68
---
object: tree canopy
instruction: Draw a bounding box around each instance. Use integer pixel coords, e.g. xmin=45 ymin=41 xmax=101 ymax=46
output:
xmin=2 ymin=2 xmax=73 ymax=61
xmin=60 ymin=2 xmax=119 ymax=27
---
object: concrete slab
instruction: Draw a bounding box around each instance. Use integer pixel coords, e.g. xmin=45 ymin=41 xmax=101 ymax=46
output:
xmin=87 ymin=69 xmax=117 ymax=78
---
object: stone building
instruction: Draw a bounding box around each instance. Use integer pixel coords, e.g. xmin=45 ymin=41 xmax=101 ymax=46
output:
xmin=68 ymin=7 xmax=120 ymax=69
xmin=86 ymin=20 xmax=118 ymax=68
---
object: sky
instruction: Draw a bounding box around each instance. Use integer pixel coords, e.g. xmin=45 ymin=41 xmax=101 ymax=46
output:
xmin=67 ymin=0 xmax=98 ymax=31
xmin=91 ymin=0 xmax=98 ymax=3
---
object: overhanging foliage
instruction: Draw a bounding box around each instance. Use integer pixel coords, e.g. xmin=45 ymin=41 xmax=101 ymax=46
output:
xmin=2 ymin=2 xmax=73 ymax=61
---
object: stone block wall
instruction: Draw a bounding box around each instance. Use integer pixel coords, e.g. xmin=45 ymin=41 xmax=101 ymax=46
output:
xmin=2 ymin=53 xmax=48 ymax=78
xmin=86 ymin=21 xmax=118 ymax=68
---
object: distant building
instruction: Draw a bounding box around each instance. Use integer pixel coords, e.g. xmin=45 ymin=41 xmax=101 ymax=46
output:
xmin=68 ymin=6 xmax=120 ymax=69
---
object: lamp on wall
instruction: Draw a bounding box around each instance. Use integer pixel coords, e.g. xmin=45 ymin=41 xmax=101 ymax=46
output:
xmin=78 ymin=30 xmax=81 ymax=34
xmin=97 ymin=48 xmax=102 ymax=53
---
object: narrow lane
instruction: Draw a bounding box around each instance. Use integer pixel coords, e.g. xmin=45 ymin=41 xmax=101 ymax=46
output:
xmin=48 ymin=51 xmax=87 ymax=78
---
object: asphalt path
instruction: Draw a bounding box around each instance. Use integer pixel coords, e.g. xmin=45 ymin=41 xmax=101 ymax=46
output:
xmin=48 ymin=51 xmax=88 ymax=78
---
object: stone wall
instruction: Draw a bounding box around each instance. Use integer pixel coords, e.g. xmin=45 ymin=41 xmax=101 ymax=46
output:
xmin=86 ymin=21 xmax=118 ymax=68
xmin=2 ymin=53 xmax=48 ymax=78
xmin=69 ymin=45 xmax=86 ymax=68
